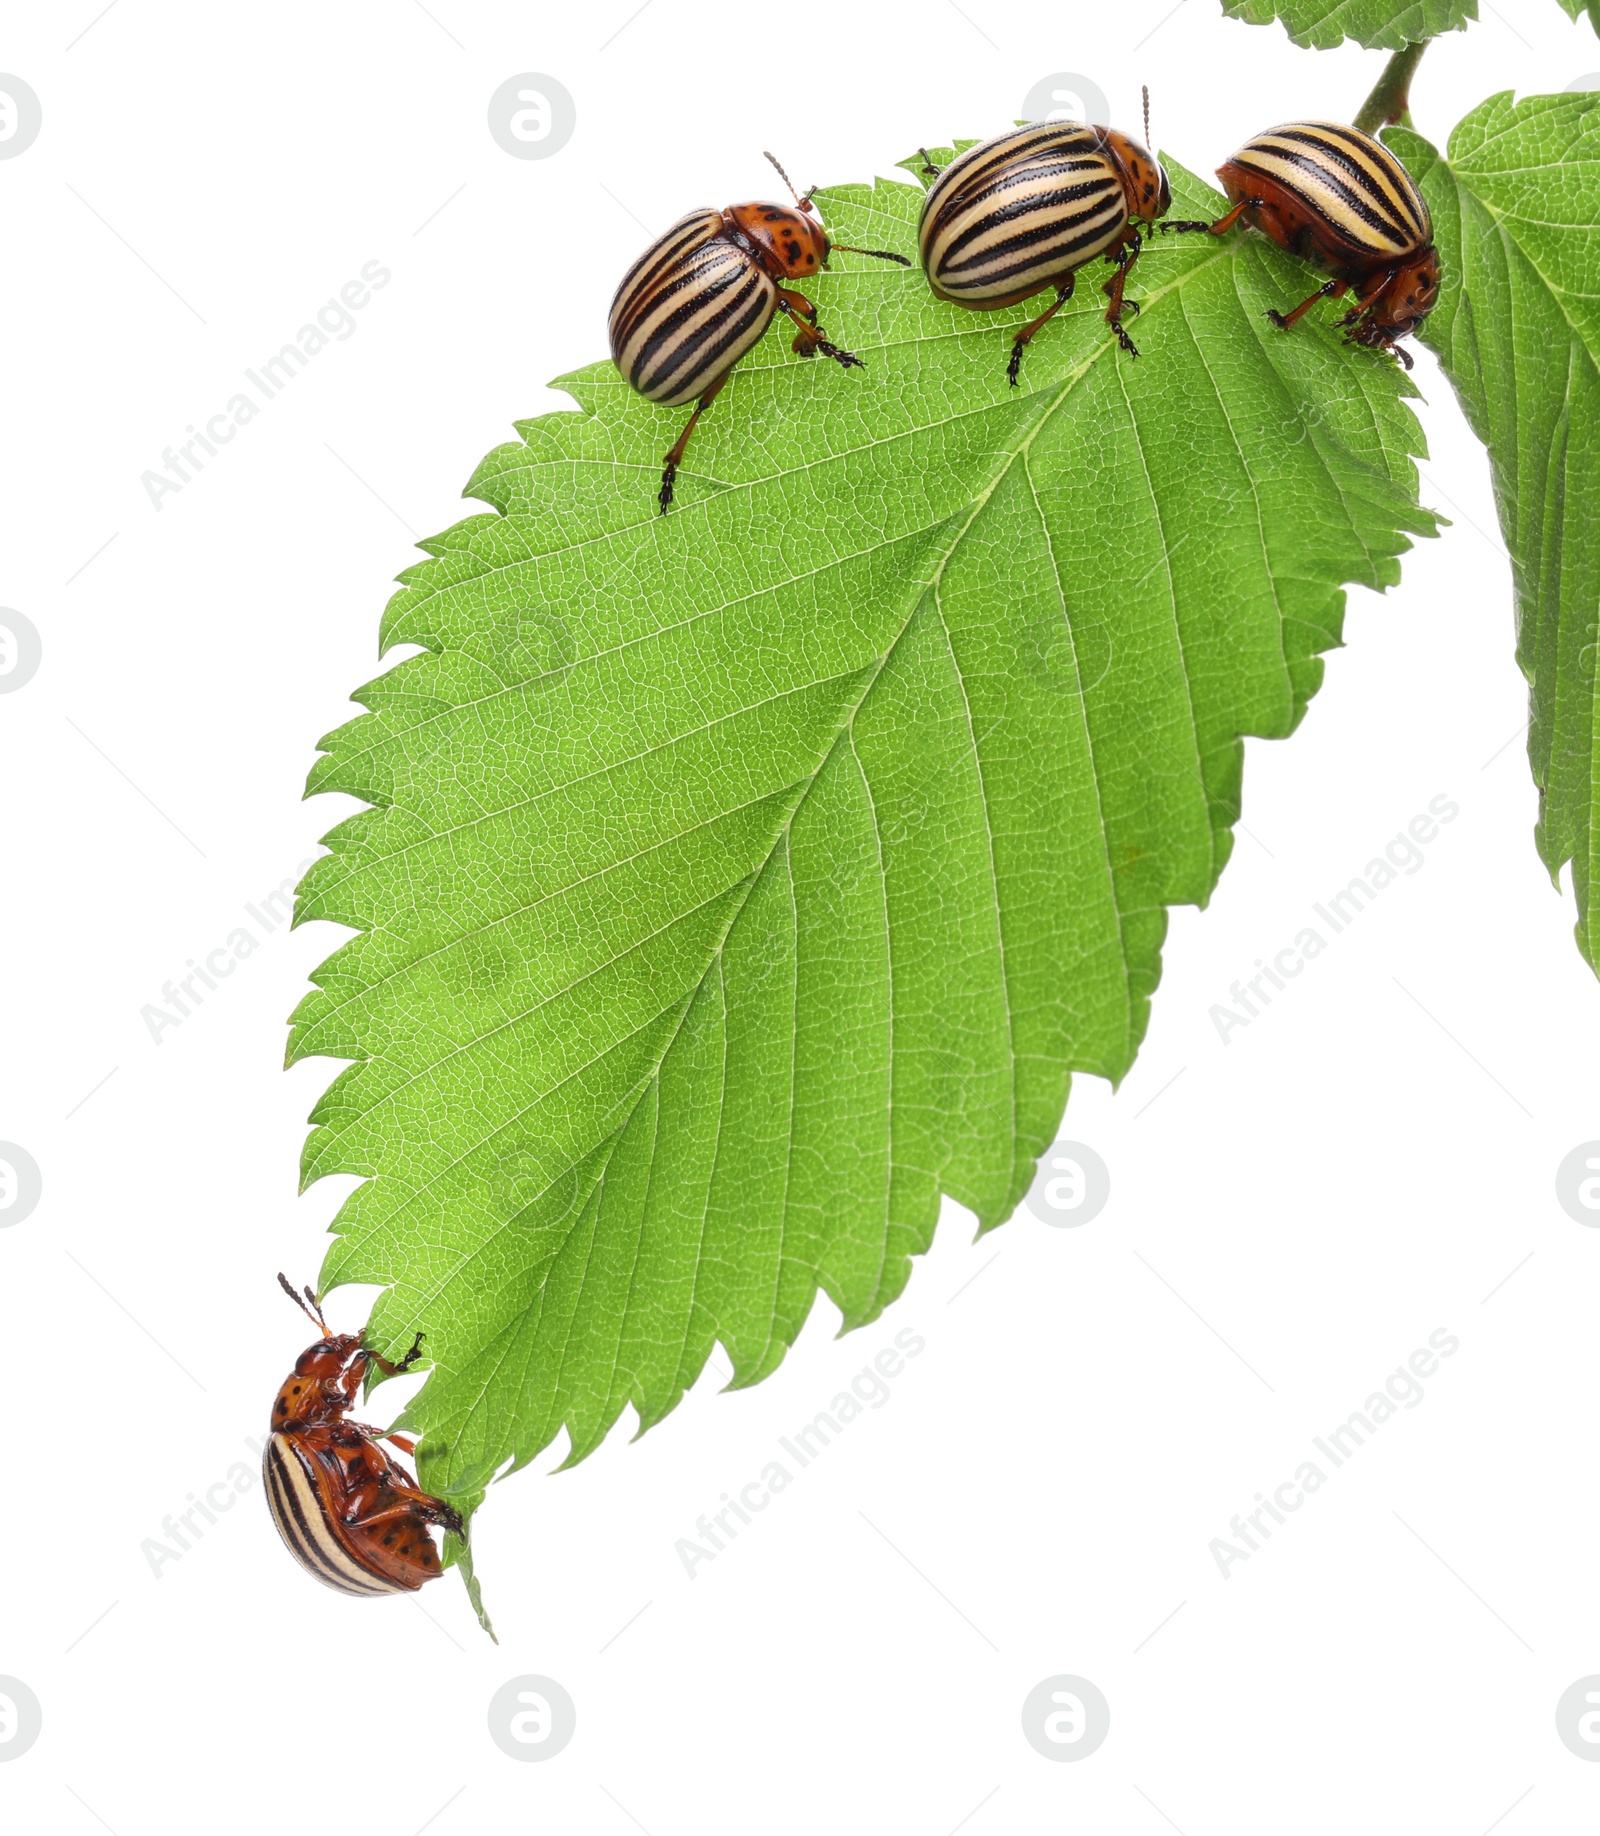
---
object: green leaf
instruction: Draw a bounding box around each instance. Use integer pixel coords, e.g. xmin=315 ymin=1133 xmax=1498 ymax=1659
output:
xmin=1220 ymin=0 xmax=1475 ymax=50
xmin=1393 ymin=93 xmax=1600 ymax=968
xmin=444 ymin=1529 xmax=497 ymax=1642
xmin=291 ymin=154 xmax=1435 ymax=1523
xmin=1554 ymin=0 xmax=1600 ymax=34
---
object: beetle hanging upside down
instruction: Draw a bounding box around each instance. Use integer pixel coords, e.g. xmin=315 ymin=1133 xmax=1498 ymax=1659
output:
xmin=264 ymin=1274 xmax=462 ymax=1597
xmin=1159 ymin=120 xmax=1441 ymax=368
xmin=609 ymin=151 xmax=910 ymax=513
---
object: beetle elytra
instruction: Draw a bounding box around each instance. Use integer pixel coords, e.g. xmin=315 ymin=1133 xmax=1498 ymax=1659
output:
xmin=1160 ymin=120 xmax=1440 ymax=367
xmin=610 ymin=152 xmax=910 ymax=512
xmin=916 ymin=90 xmax=1172 ymax=381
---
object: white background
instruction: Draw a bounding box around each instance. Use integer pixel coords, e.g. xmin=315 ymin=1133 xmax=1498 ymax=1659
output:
xmin=2 ymin=0 xmax=1599 ymax=1829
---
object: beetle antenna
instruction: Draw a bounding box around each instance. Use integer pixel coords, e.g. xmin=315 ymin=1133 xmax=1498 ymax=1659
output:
xmin=1143 ymin=84 xmax=1151 ymax=148
xmin=829 ymin=243 xmax=912 ymax=266
xmin=763 ymin=149 xmax=806 ymax=206
xmin=277 ymin=1271 xmax=328 ymax=1333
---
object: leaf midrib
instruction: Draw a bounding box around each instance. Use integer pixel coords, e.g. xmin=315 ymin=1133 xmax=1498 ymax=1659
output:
xmin=307 ymin=255 xmax=1235 ymax=1040
xmin=1455 ymin=170 xmax=1600 ymax=436
xmin=328 ymin=251 xmax=1236 ymax=1320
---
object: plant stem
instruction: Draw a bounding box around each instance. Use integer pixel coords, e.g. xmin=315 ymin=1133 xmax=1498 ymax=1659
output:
xmin=1353 ymin=39 xmax=1431 ymax=134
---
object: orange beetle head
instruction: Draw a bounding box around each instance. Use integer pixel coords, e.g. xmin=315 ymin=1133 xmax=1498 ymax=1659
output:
xmin=272 ymin=1332 xmax=365 ymax=1428
xmin=1367 ymin=246 xmax=1442 ymax=339
xmin=725 ymin=200 xmax=832 ymax=280
xmin=1097 ymin=127 xmax=1171 ymax=224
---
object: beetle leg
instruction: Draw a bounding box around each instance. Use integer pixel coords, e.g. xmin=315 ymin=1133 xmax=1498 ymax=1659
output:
xmin=775 ymin=290 xmax=865 ymax=370
xmin=348 ymin=1491 xmax=466 ymax=1536
xmin=1267 ymin=277 xmax=1346 ymax=332
xmin=916 ymin=147 xmax=942 ymax=178
xmin=658 ymin=368 xmax=731 ymax=515
xmin=1160 ymin=198 xmax=1255 ymax=237
xmin=1007 ymin=276 xmax=1076 ymax=387
xmin=1102 ymin=230 xmax=1145 ymax=356
xmin=365 ymin=1330 xmax=425 ymax=1378
xmin=339 ymin=1452 xmax=466 ymax=1536
xmin=776 ymin=287 xmax=821 ymax=354
xmin=343 ymin=1422 xmax=419 ymax=1456
xmin=1345 ymin=311 xmax=1416 ymax=370
xmin=1330 ymin=269 xmax=1416 ymax=367
xmin=1336 ymin=267 xmax=1400 ymax=332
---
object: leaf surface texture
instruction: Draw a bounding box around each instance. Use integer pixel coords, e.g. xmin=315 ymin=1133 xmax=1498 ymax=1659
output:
xmin=291 ymin=156 xmax=1435 ymax=1506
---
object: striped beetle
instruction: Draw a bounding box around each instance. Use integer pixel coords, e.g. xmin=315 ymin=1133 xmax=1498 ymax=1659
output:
xmin=916 ymin=93 xmax=1171 ymax=383
xmin=610 ymin=153 xmax=909 ymax=513
xmin=264 ymin=1274 xmax=462 ymax=1598
xmin=1160 ymin=121 xmax=1440 ymax=368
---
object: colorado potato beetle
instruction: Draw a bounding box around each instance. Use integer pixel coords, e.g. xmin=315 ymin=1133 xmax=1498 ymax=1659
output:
xmin=264 ymin=1274 xmax=462 ymax=1597
xmin=610 ymin=152 xmax=909 ymax=513
xmin=916 ymin=91 xmax=1171 ymax=382
xmin=1160 ymin=121 xmax=1440 ymax=368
